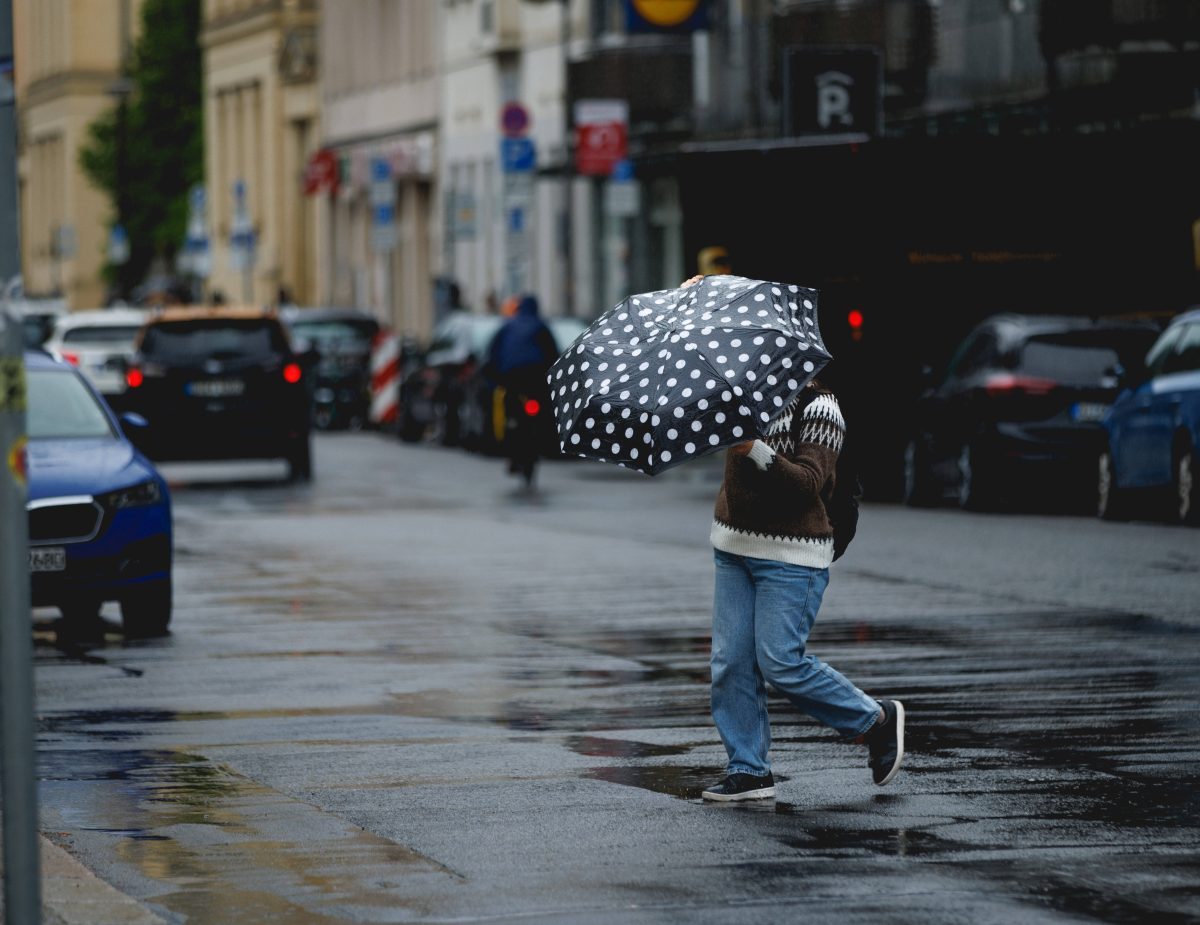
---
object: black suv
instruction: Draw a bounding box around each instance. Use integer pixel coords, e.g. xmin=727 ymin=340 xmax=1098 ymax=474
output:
xmin=902 ymin=314 xmax=1159 ymax=510
xmin=123 ymin=307 xmax=314 ymax=480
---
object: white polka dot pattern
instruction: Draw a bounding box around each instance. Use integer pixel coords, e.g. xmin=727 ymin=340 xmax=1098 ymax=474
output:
xmin=546 ymin=274 xmax=830 ymax=474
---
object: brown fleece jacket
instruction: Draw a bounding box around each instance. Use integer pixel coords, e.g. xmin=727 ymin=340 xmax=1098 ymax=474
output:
xmin=710 ymin=387 xmax=845 ymax=568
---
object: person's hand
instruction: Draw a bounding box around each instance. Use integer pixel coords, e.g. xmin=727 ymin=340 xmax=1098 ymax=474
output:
xmin=727 ymin=440 xmax=755 ymax=456
xmin=679 ymin=275 xmax=704 ymax=289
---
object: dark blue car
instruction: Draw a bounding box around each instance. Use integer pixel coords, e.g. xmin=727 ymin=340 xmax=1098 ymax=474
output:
xmin=1099 ymin=308 xmax=1200 ymax=524
xmin=25 ymin=350 xmax=173 ymax=635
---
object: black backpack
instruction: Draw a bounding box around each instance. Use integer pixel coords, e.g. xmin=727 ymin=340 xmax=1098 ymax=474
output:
xmin=798 ymin=389 xmax=862 ymax=562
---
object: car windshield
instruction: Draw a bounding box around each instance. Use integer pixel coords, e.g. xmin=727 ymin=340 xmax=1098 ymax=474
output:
xmin=26 ymin=369 xmax=114 ymax=439
xmin=290 ymin=320 xmax=377 ymax=348
xmin=1019 ymin=336 xmax=1123 ymax=383
xmin=61 ymin=325 xmax=142 ymax=345
xmin=140 ymin=319 xmax=287 ymax=361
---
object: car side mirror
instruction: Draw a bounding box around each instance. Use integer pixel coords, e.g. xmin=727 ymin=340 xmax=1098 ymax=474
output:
xmin=120 ymin=411 xmax=148 ymax=430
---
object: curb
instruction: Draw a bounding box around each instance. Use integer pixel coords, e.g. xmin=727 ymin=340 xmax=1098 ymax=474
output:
xmin=0 ymin=835 xmax=167 ymax=925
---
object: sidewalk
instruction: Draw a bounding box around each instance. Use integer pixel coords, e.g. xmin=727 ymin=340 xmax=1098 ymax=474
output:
xmin=0 ymin=834 xmax=166 ymax=925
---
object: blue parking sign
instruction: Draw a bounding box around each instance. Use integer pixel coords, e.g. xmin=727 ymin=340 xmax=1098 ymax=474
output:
xmin=501 ymin=137 xmax=536 ymax=173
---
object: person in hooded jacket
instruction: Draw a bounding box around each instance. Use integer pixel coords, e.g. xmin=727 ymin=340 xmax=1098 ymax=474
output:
xmin=483 ymin=295 xmax=560 ymax=478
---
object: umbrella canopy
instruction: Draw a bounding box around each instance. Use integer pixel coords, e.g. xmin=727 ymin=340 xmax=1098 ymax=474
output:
xmin=548 ymin=275 xmax=832 ymax=475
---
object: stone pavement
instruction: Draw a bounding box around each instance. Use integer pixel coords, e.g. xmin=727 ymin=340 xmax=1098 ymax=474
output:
xmin=0 ymin=834 xmax=167 ymax=925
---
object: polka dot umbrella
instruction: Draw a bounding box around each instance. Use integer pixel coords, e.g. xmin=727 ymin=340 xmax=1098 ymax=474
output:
xmin=547 ymin=274 xmax=832 ymax=475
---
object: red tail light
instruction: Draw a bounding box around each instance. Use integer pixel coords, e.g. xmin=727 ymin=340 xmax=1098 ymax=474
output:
xmin=984 ymin=373 xmax=1057 ymax=397
xmin=283 ymin=363 xmax=302 ymax=383
xmin=61 ymin=351 xmax=80 ymax=366
xmin=125 ymin=367 xmax=144 ymax=388
xmin=523 ymin=398 xmax=541 ymax=417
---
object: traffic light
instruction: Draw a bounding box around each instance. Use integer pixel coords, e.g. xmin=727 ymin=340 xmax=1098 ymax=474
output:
xmin=847 ymin=309 xmax=864 ymax=342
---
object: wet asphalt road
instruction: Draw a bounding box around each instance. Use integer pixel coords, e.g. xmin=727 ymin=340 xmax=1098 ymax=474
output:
xmin=29 ymin=432 xmax=1200 ymax=924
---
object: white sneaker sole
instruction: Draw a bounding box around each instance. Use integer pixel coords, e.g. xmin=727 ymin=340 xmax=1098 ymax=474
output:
xmin=875 ymin=700 xmax=906 ymax=787
xmin=701 ymin=785 xmax=776 ymax=802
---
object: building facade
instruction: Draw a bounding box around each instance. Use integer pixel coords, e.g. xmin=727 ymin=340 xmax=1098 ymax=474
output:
xmin=316 ymin=0 xmax=438 ymax=336
xmin=438 ymin=0 xmax=590 ymax=321
xmin=13 ymin=0 xmax=145 ymax=309
xmin=202 ymin=0 xmax=320 ymax=306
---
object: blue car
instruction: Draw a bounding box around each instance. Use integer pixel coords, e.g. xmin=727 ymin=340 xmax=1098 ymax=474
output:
xmin=1099 ymin=308 xmax=1200 ymax=524
xmin=25 ymin=350 xmax=173 ymax=635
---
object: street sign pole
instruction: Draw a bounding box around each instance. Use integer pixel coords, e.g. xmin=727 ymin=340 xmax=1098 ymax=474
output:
xmin=0 ymin=310 xmax=39 ymax=925
xmin=230 ymin=180 xmax=256 ymax=304
xmin=0 ymin=0 xmax=43 ymax=919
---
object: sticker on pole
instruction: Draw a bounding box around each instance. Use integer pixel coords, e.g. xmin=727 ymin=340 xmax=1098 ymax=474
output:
xmin=7 ymin=434 xmax=27 ymax=489
xmin=0 ymin=356 xmax=27 ymax=412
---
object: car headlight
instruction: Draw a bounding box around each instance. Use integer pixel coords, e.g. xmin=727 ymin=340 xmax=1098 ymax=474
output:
xmin=100 ymin=480 xmax=163 ymax=510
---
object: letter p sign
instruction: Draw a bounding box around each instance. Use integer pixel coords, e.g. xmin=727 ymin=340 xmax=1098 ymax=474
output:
xmin=816 ymin=71 xmax=854 ymax=130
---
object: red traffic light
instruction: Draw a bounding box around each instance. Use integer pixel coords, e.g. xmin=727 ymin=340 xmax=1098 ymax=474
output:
xmin=847 ymin=310 xmax=864 ymax=330
xmin=283 ymin=363 xmax=303 ymax=383
xmin=523 ymin=398 xmax=541 ymax=417
xmin=125 ymin=368 xmax=144 ymax=388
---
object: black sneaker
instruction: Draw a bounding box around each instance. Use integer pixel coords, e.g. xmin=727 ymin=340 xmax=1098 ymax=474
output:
xmin=865 ymin=700 xmax=906 ymax=786
xmin=701 ymin=772 xmax=775 ymax=802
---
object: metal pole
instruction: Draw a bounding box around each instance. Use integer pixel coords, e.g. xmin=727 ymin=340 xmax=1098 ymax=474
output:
xmin=561 ymin=0 xmax=575 ymax=317
xmin=1 ymin=5 xmax=42 ymax=917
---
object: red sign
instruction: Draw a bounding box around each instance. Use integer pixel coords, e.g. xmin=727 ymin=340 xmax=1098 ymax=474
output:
xmin=304 ymin=148 xmax=338 ymax=196
xmin=575 ymin=122 xmax=628 ymax=176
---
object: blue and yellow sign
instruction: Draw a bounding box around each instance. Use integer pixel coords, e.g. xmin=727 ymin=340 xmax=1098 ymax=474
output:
xmin=625 ymin=0 xmax=707 ymax=33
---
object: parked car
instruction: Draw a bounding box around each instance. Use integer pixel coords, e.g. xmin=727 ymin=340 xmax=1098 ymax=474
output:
xmin=458 ymin=315 xmax=589 ymax=455
xmin=122 ymin=306 xmax=314 ymax=480
xmin=10 ymin=296 xmax=68 ymax=348
xmin=25 ymin=350 xmax=173 ymax=635
xmin=280 ymin=307 xmax=380 ymax=430
xmin=1098 ymin=307 xmax=1200 ymax=524
xmin=902 ymin=313 xmax=1160 ymax=511
xmin=43 ymin=308 xmax=149 ymax=411
xmin=398 ymin=311 xmax=503 ymax=444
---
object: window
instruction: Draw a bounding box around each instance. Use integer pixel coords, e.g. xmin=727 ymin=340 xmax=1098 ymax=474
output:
xmin=27 ymin=370 xmax=114 ymax=440
xmin=141 ymin=319 xmax=288 ymax=361
xmin=61 ymin=325 xmax=142 ymax=346
xmin=1145 ymin=324 xmax=1185 ymax=378
xmin=944 ymin=330 xmax=997 ymax=381
xmin=1019 ymin=338 xmax=1122 ymax=384
xmin=1162 ymin=324 xmax=1200 ymax=376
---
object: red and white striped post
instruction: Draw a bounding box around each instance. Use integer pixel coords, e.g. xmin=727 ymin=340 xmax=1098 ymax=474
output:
xmin=369 ymin=328 xmax=401 ymax=428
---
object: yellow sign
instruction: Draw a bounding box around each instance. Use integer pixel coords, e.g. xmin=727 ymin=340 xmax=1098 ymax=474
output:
xmin=7 ymin=434 xmax=27 ymax=488
xmin=630 ymin=0 xmax=701 ymax=27
xmin=0 ymin=356 xmax=26 ymax=413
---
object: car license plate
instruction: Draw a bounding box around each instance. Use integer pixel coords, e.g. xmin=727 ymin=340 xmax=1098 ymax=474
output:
xmin=1072 ymin=402 xmax=1109 ymax=423
xmin=29 ymin=546 xmax=66 ymax=572
xmin=187 ymin=379 xmax=245 ymax=397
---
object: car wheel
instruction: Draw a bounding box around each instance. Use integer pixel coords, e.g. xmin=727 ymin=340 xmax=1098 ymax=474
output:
xmin=901 ymin=438 xmax=939 ymax=507
xmin=287 ymin=436 xmax=313 ymax=482
xmin=121 ymin=578 xmax=172 ymax=637
xmin=1172 ymin=443 xmax=1199 ymax=526
xmin=1096 ymin=447 xmax=1129 ymax=521
xmin=398 ymin=406 xmax=424 ymax=443
xmin=957 ymin=443 xmax=998 ymax=512
xmin=437 ymin=399 xmax=461 ymax=447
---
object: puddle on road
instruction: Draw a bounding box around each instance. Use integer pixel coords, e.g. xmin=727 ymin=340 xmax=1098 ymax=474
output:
xmin=41 ymin=746 xmax=458 ymax=925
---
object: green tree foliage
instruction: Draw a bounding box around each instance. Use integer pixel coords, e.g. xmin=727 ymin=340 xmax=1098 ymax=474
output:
xmin=80 ymin=0 xmax=202 ymax=297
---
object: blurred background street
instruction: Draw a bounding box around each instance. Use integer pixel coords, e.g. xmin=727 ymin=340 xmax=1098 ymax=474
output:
xmin=5 ymin=1 xmax=1200 ymax=923
xmin=29 ymin=433 xmax=1200 ymax=924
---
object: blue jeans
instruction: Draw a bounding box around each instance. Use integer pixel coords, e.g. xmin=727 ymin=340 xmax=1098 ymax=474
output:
xmin=710 ymin=549 xmax=880 ymax=776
